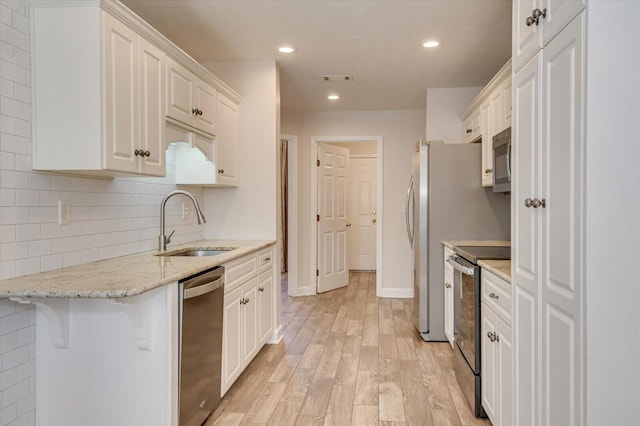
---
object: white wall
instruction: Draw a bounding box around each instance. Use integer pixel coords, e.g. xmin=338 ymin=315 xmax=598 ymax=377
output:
xmin=201 ymin=61 xmax=279 ymax=241
xmin=426 ymin=87 xmax=481 ymax=144
xmin=585 ymin=3 xmax=640 ymax=424
xmin=0 ymin=2 xmax=205 ymax=424
xmin=296 ymin=109 xmax=425 ymax=297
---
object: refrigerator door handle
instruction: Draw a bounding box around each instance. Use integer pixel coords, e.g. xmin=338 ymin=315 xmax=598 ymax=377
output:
xmin=405 ymin=175 xmax=414 ymax=247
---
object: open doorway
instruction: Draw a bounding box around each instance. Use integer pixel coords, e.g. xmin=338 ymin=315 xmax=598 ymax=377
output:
xmin=280 ymin=135 xmax=298 ymax=297
xmin=311 ymin=136 xmax=383 ymax=296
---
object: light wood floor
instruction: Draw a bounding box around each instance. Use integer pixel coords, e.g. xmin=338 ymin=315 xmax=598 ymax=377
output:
xmin=205 ymin=272 xmax=490 ymax=426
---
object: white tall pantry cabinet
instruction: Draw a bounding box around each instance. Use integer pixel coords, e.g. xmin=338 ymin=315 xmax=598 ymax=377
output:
xmin=512 ymin=0 xmax=586 ymax=425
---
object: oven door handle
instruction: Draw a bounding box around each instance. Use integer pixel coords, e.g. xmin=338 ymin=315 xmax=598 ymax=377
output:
xmin=447 ymin=254 xmax=475 ymax=276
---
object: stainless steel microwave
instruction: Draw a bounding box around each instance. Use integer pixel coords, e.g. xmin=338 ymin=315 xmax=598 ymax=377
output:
xmin=492 ymin=127 xmax=511 ymax=192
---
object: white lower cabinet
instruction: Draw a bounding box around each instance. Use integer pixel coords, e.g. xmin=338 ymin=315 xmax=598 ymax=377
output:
xmin=222 ymin=246 xmax=275 ymax=395
xmin=481 ymin=269 xmax=512 ymax=426
xmin=443 ymin=245 xmax=455 ymax=347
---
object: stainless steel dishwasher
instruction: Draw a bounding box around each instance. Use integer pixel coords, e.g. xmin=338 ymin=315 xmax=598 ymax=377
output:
xmin=179 ymin=266 xmax=224 ymax=426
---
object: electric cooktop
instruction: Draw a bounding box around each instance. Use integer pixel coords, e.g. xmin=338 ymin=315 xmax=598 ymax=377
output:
xmin=453 ymin=245 xmax=511 ymax=264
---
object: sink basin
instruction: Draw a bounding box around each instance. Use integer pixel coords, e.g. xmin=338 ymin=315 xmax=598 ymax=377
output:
xmin=161 ymin=248 xmax=235 ymax=257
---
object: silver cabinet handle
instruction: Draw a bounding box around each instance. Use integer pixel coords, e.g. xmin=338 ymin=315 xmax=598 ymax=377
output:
xmin=485 ymin=168 xmax=493 ymax=174
xmin=487 ymin=331 xmax=500 ymax=342
xmin=264 ymin=257 xmax=271 ymax=262
xmin=445 ymin=283 xmax=452 ymax=289
xmin=489 ymin=292 xmax=499 ymax=299
xmin=258 ymin=287 xmax=264 ymax=292
xmin=218 ymin=169 xmax=225 ymax=174
xmin=526 ymin=8 xmax=546 ymax=26
xmin=466 ymin=129 xmax=472 ymax=134
xmin=531 ymin=198 xmax=546 ymax=208
xmin=525 ymin=198 xmax=533 ymax=207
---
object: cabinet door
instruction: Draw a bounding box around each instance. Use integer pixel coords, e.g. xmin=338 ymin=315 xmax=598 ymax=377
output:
xmin=242 ymin=277 xmax=259 ymax=364
xmin=194 ymin=79 xmax=216 ymax=135
xmin=166 ymin=57 xmax=193 ymax=126
xmin=512 ymin=51 xmax=540 ymax=426
xmin=222 ymin=286 xmax=243 ymax=395
xmin=138 ymin=37 xmax=165 ymax=176
xmin=540 ymin=0 xmax=585 ymax=48
xmin=481 ymin=99 xmax=493 ymax=186
xmin=502 ymin=79 xmax=512 ymax=131
xmin=103 ymin=12 xmax=138 ymax=173
xmin=482 ymin=303 xmax=498 ymax=422
xmin=216 ymin=94 xmax=239 ymax=186
xmin=443 ymin=247 xmax=455 ymax=346
xmin=540 ymin=13 xmax=584 ymax=426
xmin=513 ymin=0 xmax=541 ymax=73
xmin=257 ymin=270 xmax=274 ymax=346
xmin=497 ymin=318 xmax=513 ymax=426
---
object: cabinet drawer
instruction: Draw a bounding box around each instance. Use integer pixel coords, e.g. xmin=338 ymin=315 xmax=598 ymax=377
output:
xmin=225 ymin=254 xmax=257 ymax=293
xmin=257 ymin=248 xmax=274 ymax=275
xmin=481 ymin=270 xmax=511 ymax=324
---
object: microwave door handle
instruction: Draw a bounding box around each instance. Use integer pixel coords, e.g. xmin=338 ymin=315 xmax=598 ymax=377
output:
xmin=405 ymin=176 xmax=414 ymax=248
xmin=506 ymin=139 xmax=512 ymax=181
xmin=447 ymin=254 xmax=475 ymax=276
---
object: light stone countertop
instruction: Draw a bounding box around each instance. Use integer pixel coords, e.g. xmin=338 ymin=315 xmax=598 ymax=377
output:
xmin=0 ymin=239 xmax=275 ymax=299
xmin=441 ymin=240 xmax=511 ymax=249
xmin=478 ymin=259 xmax=511 ymax=283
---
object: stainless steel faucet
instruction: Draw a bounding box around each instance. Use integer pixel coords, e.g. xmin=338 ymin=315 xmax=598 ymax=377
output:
xmin=159 ymin=190 xmax=206 ymax=252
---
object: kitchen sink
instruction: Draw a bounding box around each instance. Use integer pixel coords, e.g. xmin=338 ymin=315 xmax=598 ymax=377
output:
xmin=160 ymin=248 xmax=235 ymax=257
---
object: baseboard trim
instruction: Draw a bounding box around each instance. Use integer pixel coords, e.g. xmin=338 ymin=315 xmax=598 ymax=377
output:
xmin=288 ymin=287 xmax=316 ymax=297
xmin=267 ymin=325 xmax=283 ymax=344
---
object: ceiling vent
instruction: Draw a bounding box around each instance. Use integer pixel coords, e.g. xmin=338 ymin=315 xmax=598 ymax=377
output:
xmin=322 ymin=75 xmax=353 ymax=81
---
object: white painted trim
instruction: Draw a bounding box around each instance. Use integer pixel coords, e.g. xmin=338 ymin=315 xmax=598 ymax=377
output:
xmin=311 ymin=136 xmax=384 ymax=297
xmin=379 ymin=288 xmax=413 ymax=299
xmin=288 ymin=286 xmax=316 ymax=297
xmin=281 ymin=134 xmax=299 ymax=297
xmin=267 ymin=325 xmax=283 ymax=344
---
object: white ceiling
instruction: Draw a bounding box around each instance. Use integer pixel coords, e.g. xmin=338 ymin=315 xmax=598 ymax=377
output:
xmin=121 ymin=0 xmax=512 ymax=112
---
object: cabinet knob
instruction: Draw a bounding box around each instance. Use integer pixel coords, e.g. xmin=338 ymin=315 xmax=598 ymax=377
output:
xmin=524 ymin=198 xmax=533 ymax=208
xmin=489 ymin=292 xmax=499 ymax=299
xmin=445 ymin=283 xmax=452 ymax=289
xmin=264 ymin=257 xmax=271 ymax=262
xmin=485 ymin=168 xmax=493 ymax=174
xmin=526 ymin=8 xmax=547 ymax=26
xmin=525 ymin=16 xmax=535 ymax=26
xmin=192 ymin=108 xmax=198 ymax=115
xmin=466 ymin=129 xmax=472 ymax=134
xmin=135 ymin=149 xmax=142 ymax=156
xmin=144 ymin=150 xmax=150 ymax=157
xmin=531 ymin=198 xmax=546 ymax=208
xmin=258 ymin=287 xmax=264 ymax=292
xmin=218 ymin=169 xmax=225 ymax=174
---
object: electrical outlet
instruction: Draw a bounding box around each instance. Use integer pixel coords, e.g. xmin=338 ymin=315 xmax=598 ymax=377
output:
xmin=58 ymin=200 xmax=70 ymax=225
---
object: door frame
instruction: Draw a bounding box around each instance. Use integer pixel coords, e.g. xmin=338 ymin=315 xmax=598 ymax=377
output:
xmin=310 ymin=136 xmax=384 ymax=296
xmin=281 ymin=134 xmax=299 ymax=297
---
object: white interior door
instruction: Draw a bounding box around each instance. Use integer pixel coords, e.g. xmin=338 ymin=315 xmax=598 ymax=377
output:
xmin=317 ymin=143 xmax=350 ymax=293
xmin=348 ymin=157 xmax=377 ymax=270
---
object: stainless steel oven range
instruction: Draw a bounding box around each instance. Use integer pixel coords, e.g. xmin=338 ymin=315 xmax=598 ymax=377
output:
xmin=447 ymin=245 xmax=510 ymax=418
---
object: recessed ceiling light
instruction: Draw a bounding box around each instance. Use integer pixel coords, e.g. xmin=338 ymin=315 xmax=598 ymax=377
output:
xmin=278 ymin=46 xmax=296 ymax=53
xmin=422 ymin=40 xmax=440 ymax=48
xmin=328 ymin=94 xmax=340 ymax=101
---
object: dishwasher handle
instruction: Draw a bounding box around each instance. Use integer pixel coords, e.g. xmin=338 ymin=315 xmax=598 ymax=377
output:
xmin=184 ymin=276 xmax=224 ymax=299
xmin=447 ymin=254 xmax=475 ymax=276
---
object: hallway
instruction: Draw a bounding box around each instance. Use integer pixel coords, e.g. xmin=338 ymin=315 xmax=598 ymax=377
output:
xmin=205 ymin=272 xmax=489 ymax=425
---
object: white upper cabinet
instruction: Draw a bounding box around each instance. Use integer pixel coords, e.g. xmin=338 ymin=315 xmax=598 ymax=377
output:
xmin=513 ymin=0 xmax=585 ymax=72
xmin=173 ymin=92 xmax=239 ymax=187
xmin=215 ymin=93 xmax=239 ymax=186
xmin=30 ymin=1 xmax=240 ymax=178
xmin=32 ymin=6 xmax=166 ymax=176
xmin=166 ymin=56 xmax=217 ymax=136
xmin=461 ymin=59 xmax=511 ymax=186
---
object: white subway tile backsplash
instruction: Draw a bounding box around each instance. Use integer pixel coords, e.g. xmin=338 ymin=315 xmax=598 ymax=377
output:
xmin=0 ymin=334 xmax=15 ymax=355
xmin=0 ymin=242 xmax=26 ymax=261
xmin=14 ymin=329 xmax=32 ymax=349
xmin=0 ymin=300 xmax=16 ymax=317
xmin=1 ymin=379 xmax=28 ymax=407
xmin=39 ymin=254 xmax=61 ymax=272
xmin=0 ymin=172 xmax=27 ymax=190
xmin=14 ymin=191 xmax=38 ymax=208
xmin=26 ymin=174 xmax=49 ymax=191
xmin=1 ymin=345 xmax=28 ymax=371
xmin=14 ymin=258 xmax=39 ymax=277
xmin=0 ymin=261 xmax=15 ymax=280
xmin=0 ymin=368 xmax=16 ymax=391
xmin=0 ymin=404 xmax=17 ymax=425
xmin=0 ymin=153 xmax=13 ymax=170
xmin=13 ymin=225 xmax=38 ymax=242
xmin=26 ymin=240 xmax=49 ymax=257
xmin=1 ymin=311 xmax=27 ymax=335
xmin=0 ymin=23 xmax=26 ymax=50
xmin=0 ymin=226 xmax=15 ymax=243
xmin=0 ymin=208 xmax=27 ymax=225
xmin=39 ymin=223 xmax=61 ymax=239
xmin=0 ymin=189 xmax=15 ymax=207
xmin=26 ymin=207 xmax=54 ymax=224
xmin=15 ymin=393 xmax=34 ymax=419
xmin=61 ymin=251 xmax=82 ymax=268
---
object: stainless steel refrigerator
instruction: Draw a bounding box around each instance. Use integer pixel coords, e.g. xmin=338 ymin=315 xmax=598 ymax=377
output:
xmin=405 ymin=141 xmax=510 ymax=341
